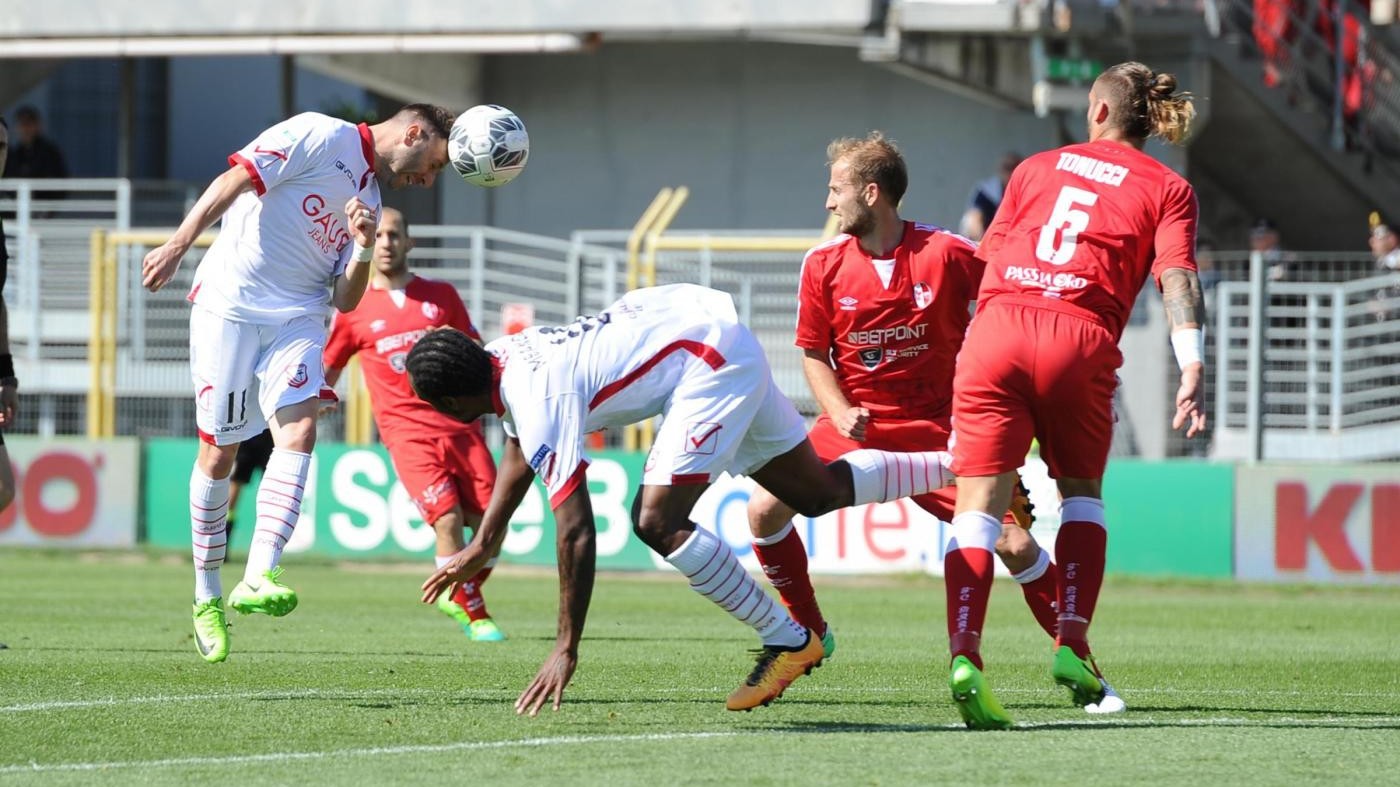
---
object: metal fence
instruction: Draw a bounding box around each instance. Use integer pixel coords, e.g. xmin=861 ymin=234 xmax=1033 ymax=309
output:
xmin=82 ymin=225 xmax=626 ymax=441
xmin=1210 ymin=252 xmax=1400 ymax=460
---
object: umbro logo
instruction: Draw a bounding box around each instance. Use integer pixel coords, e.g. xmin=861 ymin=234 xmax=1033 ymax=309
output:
xmin=370 ymin=319 xmax=387 ymax=333
xmin=838 ymin=296 xmax=859 ymax=311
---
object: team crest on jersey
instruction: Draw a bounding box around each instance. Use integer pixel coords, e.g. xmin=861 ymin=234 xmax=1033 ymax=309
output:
xmin=421 ymin=302 xmax=442 ymax=321
xmin=370 ymin=319 xmax=387 ymax=333
xmin=913 ymin=282 xmax=933 ymax=309
xmin=859 ymin=347 xmax=882 ymax=370
xmin=838 ymin=296 xmax=859 ymax=311
xmin=288 ymin=363 xmax=309 ymax=389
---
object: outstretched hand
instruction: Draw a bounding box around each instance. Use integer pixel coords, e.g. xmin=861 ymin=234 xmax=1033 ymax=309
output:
xmin=515 ymin=645 xmax=578 ymax=716
xmin=1173 ymin=364 xmax=1207 ymax=438
xmin=420 ymin=543 xmax=490 ymax=604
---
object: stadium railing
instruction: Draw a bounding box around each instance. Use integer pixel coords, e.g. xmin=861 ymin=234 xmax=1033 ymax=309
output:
xmin=81 ymin=224 xmax=626 ymax=443
xmin=1210 ymin=251 xmax=1400 ymax=461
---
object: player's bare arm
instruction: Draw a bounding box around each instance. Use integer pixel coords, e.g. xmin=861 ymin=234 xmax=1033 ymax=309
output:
xmin=332 ymin=197 xmax=378 ymax=312
xmin=516 ymin=481 xmax=596 ymax=716
xmin=0 ymin=298 xmax=15 ymax=426
xmin=802 ymin=349 xmax=868 ymax=441
xmin=419 ymin=437 xmax=535 ymax=603
xmin=1160 ymin=266 xmax=1207 ymax=438
xmin=141 ymin=164 xmax=254 ymax=292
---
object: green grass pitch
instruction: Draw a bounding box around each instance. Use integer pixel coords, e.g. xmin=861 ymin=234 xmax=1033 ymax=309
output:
xmin=2 ymin=549 xmax=1398 ymax=785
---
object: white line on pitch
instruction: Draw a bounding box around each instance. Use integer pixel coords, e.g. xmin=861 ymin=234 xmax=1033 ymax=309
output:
xmin=7 ymin=684 xmax=1399 ymax=714
xmin=5 ymin=718 xmax=1400 ymax=774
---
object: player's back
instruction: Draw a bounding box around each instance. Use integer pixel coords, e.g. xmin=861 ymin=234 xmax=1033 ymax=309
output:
xmin=492 ymin=284 xmax=739 ymax=430
xmin=973 ymin=139 xmax=1197 ymax=338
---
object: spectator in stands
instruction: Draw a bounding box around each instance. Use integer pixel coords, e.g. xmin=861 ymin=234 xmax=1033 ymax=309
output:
xmin=8 ymin=106 xmax=68 ymax=180
xmin=1197 ymin=237 xmax=1222 ymax=305
xmin=1367 ymin=211 xmax=1400 ymax=321
xmin=0 ymin=116 xmax=17 ymax=517
xmin=959 ymin=151 xmax=1022 ymax=242
xmin=1250 ymin=217 xmax=1292 ymax=280
xmin=1253 ymin=0 xmax=1298 ymax=90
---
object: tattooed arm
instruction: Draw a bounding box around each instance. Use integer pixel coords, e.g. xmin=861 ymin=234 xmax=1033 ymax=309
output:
xmin=1160 ymin=267 xmax=1207 ymax=438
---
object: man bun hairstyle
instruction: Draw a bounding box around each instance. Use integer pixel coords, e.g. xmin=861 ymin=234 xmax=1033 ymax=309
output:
xmin=405 ymin=328 xmax=493 ymax=401
xmin=826 ymin=131 xmax=909 ymax=205
xmin=1096 ymin=62 xmax=1195 ymax=145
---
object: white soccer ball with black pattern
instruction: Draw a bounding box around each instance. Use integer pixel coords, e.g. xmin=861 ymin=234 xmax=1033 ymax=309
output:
xmin=448 ymin=104 xmax=529 ymax=188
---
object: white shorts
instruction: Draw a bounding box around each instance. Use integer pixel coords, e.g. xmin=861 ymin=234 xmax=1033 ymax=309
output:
xmin=190 ymin=304 xmax=328 ymax=446
xmin=642 ymin=324 xmax=808 ymax=486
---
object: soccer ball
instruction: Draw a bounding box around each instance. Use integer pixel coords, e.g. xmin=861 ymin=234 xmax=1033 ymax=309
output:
xmin=448 ymin=104 xmax=529 ymax=188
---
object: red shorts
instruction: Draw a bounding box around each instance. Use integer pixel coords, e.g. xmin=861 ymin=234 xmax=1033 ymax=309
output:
xmin=951 ymin=300 xmax=1121 ymax=479
xmin=388 ymin=428 xmax=498 ymax=524
xmin=808 ymin=413 xmax=1018 ymax=526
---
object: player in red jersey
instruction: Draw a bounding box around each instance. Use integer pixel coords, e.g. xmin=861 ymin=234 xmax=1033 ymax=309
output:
xmin=747 ymin=132 xmax=1076 ymax=673
xmin=323 ymin=207 xmax=505 ymax=642
xmin=944 ymin=62 xmax=1206 ymax=729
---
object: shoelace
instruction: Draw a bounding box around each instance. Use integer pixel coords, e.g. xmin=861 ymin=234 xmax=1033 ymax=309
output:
xmin=743 ymin=647 xmax=784 ymax=687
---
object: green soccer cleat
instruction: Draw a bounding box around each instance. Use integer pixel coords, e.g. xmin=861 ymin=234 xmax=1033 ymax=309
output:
xmin=192 ymin=597 xmax=229 ymax=664
xmin=435 ymin=591 xmax=472 ymax=628
xmin=468 ymin=618 xmax=507 ymax=642
xmin=229 ymin=566 xmax=298 ymax=617
xmin=949 ymin=655 xmax=1013 ymax=730
xmin=821 ymin=627 xmax=837 ymax=660
xmin=1052 ymin=645 xmax=1107 ymax=707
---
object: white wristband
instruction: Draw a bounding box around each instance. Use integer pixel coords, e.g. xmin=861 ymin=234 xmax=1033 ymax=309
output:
xmin=1171 ymin=327 xmax=1204 ymax=370
xmin=352 ymin=244 xmax=372 ymax=263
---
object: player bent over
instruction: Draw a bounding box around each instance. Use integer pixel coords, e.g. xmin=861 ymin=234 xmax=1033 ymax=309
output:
xmin=324 ymin=207 xmax=504 ymax=642
xmin=142 ymin=104 xmax=457 ymax=663
xmin=946 ymin=63 xmax=1205 ymax=728
xmin=747 ymin=133 xmax=1123 ymax=716
xmin=411 ymin=284 xmax=966 ymax=714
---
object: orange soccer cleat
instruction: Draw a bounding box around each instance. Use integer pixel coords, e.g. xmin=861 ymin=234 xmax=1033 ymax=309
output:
xmin=726 ymin=629 xmax=825 ymax=711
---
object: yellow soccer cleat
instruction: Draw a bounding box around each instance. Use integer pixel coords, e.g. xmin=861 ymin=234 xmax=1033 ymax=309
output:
xmin=726 ymin=629 xmax=825 ymax=711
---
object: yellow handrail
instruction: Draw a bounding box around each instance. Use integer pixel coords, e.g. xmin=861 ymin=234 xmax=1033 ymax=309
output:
xmin=87 ymin=230 xmax=216 ymax=438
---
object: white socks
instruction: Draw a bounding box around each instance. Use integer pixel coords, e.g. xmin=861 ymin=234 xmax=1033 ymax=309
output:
xmin=841 ymin=448 xmax=954 ymax=505
xmin=666 ymin=527 xmax=807 ymax=648
xmin=1012 ymin=547 xmax=1052 ymax=585
xmin=190 ymin=468 xmax=230 ymax=603
xmin=947 ymin=511 xmax=1001 ymax=556
xmin=244 ymin=448 xmax=311 ymax=582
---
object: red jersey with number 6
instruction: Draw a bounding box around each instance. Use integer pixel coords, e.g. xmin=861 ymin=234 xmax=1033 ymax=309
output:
xmin=973 ymin=139 xmax=1198 ymax=338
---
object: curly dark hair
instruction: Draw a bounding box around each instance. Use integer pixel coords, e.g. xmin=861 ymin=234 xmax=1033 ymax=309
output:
xmin=405 ymin=329 xmax=494 ymax=401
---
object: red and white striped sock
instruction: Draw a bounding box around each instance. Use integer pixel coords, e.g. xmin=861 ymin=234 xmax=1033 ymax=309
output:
xmin=841 ymin=449 xmax=953 ymax=505
xmin=1056 ymin=496 xmax=1108 ymax=659
xmin=190 ymin=467 xmax=230 ymax=603
xmin=751 ymin=521 xmax=827 ymax=636
xmin=944 ymin=511 xmax=1000 ymax=669
xmin=666 ymin=526 xmax=807 ymax=649
xmin=1011 ymin=548 xmax=1060 ymax=639
xmin=244 ymin=448 xmax=311 ymax=582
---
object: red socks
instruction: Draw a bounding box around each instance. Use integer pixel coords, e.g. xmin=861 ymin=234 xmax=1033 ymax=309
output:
xmin=751 ymin=524 xmax=826 ymax=636
xmin=945 ymin=512 xmax=1001 ymax=669
xmin=1055 ymin=497 xmax=1108 ymax=659
xmin=453 ymin=566 xmax=494 ymax=622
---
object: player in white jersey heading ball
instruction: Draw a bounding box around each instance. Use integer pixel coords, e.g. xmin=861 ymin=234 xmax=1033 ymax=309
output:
xmin=141 ymin=103 xmax=457 ymax=664
xmin=409 ymin=284 xmax=963 ymax=714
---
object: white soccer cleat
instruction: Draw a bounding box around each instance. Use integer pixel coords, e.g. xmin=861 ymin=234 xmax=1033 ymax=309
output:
xmin=1085 ymin=676 xmax=1127 ymax=714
